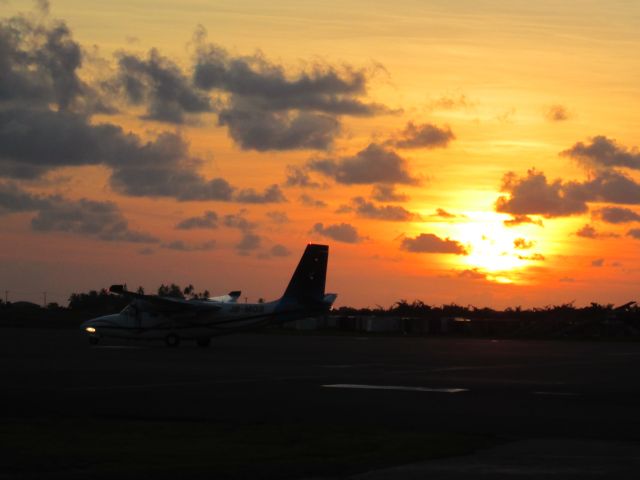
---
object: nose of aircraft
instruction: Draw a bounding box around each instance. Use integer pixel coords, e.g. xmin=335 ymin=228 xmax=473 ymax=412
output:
xmin=80 ymin=314 xmax=120 ymax=333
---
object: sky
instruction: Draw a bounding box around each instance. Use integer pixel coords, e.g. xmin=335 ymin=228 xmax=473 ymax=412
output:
xmin=1 ymin=0 xmax=640 ymax=308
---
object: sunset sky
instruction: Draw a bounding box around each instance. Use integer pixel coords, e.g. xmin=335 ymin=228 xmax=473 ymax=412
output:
xmin=1 ymin=0 xmax=639 ymax=308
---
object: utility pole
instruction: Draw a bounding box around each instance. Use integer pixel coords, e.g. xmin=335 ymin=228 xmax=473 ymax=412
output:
xmin=4 ymin=290 xmax=7 ymax=304
xmin=43 ymin=291 xmax=47 ymax=307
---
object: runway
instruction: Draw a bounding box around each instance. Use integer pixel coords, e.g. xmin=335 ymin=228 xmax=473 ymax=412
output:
xmin=3 ymin=328 xmax=640 ymax=477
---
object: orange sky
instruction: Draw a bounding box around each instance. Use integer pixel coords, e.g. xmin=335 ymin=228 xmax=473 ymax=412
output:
xmin=1 ymin=0 xmax=639 ymax=308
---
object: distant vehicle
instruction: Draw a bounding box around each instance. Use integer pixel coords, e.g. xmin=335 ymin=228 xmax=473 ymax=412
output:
xmin=81 ymin=244 xmax=337 ymax=347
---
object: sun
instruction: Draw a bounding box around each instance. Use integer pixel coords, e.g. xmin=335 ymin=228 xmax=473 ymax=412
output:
xmin=447 ymin=211 xmax=543 ymax=283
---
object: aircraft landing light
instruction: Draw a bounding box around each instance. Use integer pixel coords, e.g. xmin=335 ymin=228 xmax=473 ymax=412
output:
xmin=322 ymin=384 xmax=468 ymax=393
xmin=85 ymin=327 xmax=96 ymax=333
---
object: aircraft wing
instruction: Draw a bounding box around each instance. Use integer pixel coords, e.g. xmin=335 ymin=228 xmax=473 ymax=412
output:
xmin=109 ymin=285 xmax=221 ymax=313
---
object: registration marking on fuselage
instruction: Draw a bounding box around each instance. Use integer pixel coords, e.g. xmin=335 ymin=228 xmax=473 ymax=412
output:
xmin=322 ymin=384 xmax=468 ymax=393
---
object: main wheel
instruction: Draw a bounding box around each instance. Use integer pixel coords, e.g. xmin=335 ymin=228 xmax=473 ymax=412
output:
xmin=165 ymin=333 xmax=180 ymax=347
xmin=88 ymin=336 xmax=100 ymax=345
xmin=196 ymin=337 xmax=211 ymax=348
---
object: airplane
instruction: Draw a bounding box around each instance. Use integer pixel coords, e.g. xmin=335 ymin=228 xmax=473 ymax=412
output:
xmin=81 ymin=244 xmax=337 ymax=347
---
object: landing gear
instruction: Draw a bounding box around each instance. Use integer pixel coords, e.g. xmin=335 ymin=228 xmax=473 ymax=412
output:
xmin=196 ymin=337 xmax=211 ymax=348
xmin=88 ymin=336 xmax=100 ymax=345
xmin=165 ymin=333 xmax=180 ymax=347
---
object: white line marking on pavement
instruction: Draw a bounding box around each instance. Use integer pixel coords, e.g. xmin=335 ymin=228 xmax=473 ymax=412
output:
xmin=533 ymin=391 xmax=580 ymax=397
xmin=322 ymin=384 xmax=468 ymax=393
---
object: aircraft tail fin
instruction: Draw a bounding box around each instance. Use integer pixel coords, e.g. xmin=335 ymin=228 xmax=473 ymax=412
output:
xmin=282 ymin=244 xmax=328 ymax=304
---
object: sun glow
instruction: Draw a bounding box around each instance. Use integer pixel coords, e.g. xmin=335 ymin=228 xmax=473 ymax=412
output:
xmin=448 ymin=212 xmax=544 ymax=283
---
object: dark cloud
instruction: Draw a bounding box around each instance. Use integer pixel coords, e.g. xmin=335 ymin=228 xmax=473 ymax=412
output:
xmin=545 ymin=104 xmax=570 ymax=122
xmin=575 ymin=224 xmax=619 ymax=239
xmin=0 ymin=181 xmax=157 ymax=242
xmin=270 ymin=244 xmax=291 ymax=257
xmin=495 ymin=170 xmax=588 ymax=217
xmin=266 ymin=211 xmax=289 ymax=224
xmin=236 ymin=232 xmax=261 ymax=252
xmin=388 ymin=122 xmax=455 ymax=149
xmin=299 ymin=194 xmax=327 ymax=208
xmin=371 ymin=184 xmax=408 ymax=202
xmin=175 ymin=211 xmax=218 ymax=230
xmin=0 ymin=181 xmax=50 ymax=213
xmin=513 ymin=238 xmax=534 ymax=250
xmin=400 ymin=233 xmax=468 ymax=255
xmin=627 ymin=229 xmax=640 ymax=240
xmin=233 ymin=184 xmax=286 ymax=204
xmin=308 ymin=143 xmax=418 ymax=185
xmin=115 ymin=49 xmax=213 ymax=123
xmin=31 ymin=198 xmax=157 ymax=243
xmin=162 ymin=239 xmax=216 ymax=251
xmin=0 ymin=107 xmax=289 ymax=202
xmin=284 ymin=165 xmax=321 ymax=188
xmin=312 ymin=222 xmax=363 ymax=243
xmin=430 ymin=208 xmax=462 ymax=219
xmin=576 ymin=170 xmax=640 ymax=205
xmin=596 ymin=206 xmax=640 ymax=224
xmin=218 ymin=106 xmax=340 ymax=151
xmin=591 ymin=258 xmax=604 ymax=267
xmin=345 ymin=197 xmax=422 ymax=222
xmin=223 ymin=211 xmax=254 ymax=231
xmin=561 ymin=136 xmax=640 ymax=170
xmin=0 ymin=12 xmax=88 ymax=111
xmin=503 ymin=215 xmax=544 ymax=227
xmin=192 ymin=31 xmax=390 ymax=151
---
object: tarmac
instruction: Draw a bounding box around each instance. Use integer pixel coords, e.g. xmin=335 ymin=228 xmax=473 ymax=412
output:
xmin=3 ymin=328 xmax=640 ymax=478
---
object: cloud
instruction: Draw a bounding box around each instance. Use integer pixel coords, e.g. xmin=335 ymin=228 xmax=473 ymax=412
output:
xmin=627 ymin=229 xmax=640 ymax=240
xmin=457 ymin=268 xmax=487 ymax=280
xmin=513 ymin=238 xmax=534 ymax=249
xmin=0 ymin=181 xmax=50 ymax=213
xmin=495 ymin=170 xmax=588 ymax=217
xmin=595 ymin=206 xmax=640 ymax=224
xmin=576 ymin=170 xmax=640 ymax=205
xmin=175 ymin=211 xmax=218 ymax=229
xmin=270 ymin=244 xmax=291 ymax=257
xmin=115 ymin=49 xmax=213 ymax=123
xmin=162 ymin=240 xmax=216 ymax=251
xmin=343 ymin=197 xmax=422 ymax=222
xmin=591 ymin=258 xmax=604 ymax=267
xmin=0 ymin=11 xmax=89 ymax=111
xmin=429 ymin=208 xmax=465 ymax=220
xmin=233 ymin=184 xmax=286 ymax=203
xmin=218 ymin=106 xmax=340 ymax=151
xmin=299 ymin=194 xmax=327 ymax=208
xmin=223 ymin=210 xmax=254 ymax=231
xmin=284 ymin=165 xmax=321 ymax=188
xmin=400 ymin=233 xmax=468 ymax=255
xmin=192 ymin=29 xmax=390 ymax=150
xmin=388 ymin=122 xmax=455 ymax=149
xmin=561 ymin=136 xmax=640 ymax=170
xmin=266 ymin=211 xmax=289 ymax=224
xmin=427 ymin=94 xmax=474 ymax=111
xmin=517 ymin=253 xmax=545 ymax=261
xmin=371 ymin=184 xmax=408 ymax=202
xmin=503 ymin=215 xmax=544 ymax=227
xmin=236 ymin=231 xmax=261 ymax=253
xmin=545 ymin=104 xmax=570 ymax=122
xmin=575 ymin=224 xmax=619 ymax=239
xmin=0 ymin=107 xmax=290 ymax=202
xmin=308 ymin=143 xmax=418 ymax=185
xmin=0 ymin=181 xmax=157 ymax=242
xmin=312 ymin=222 xmax=363 ymax=243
